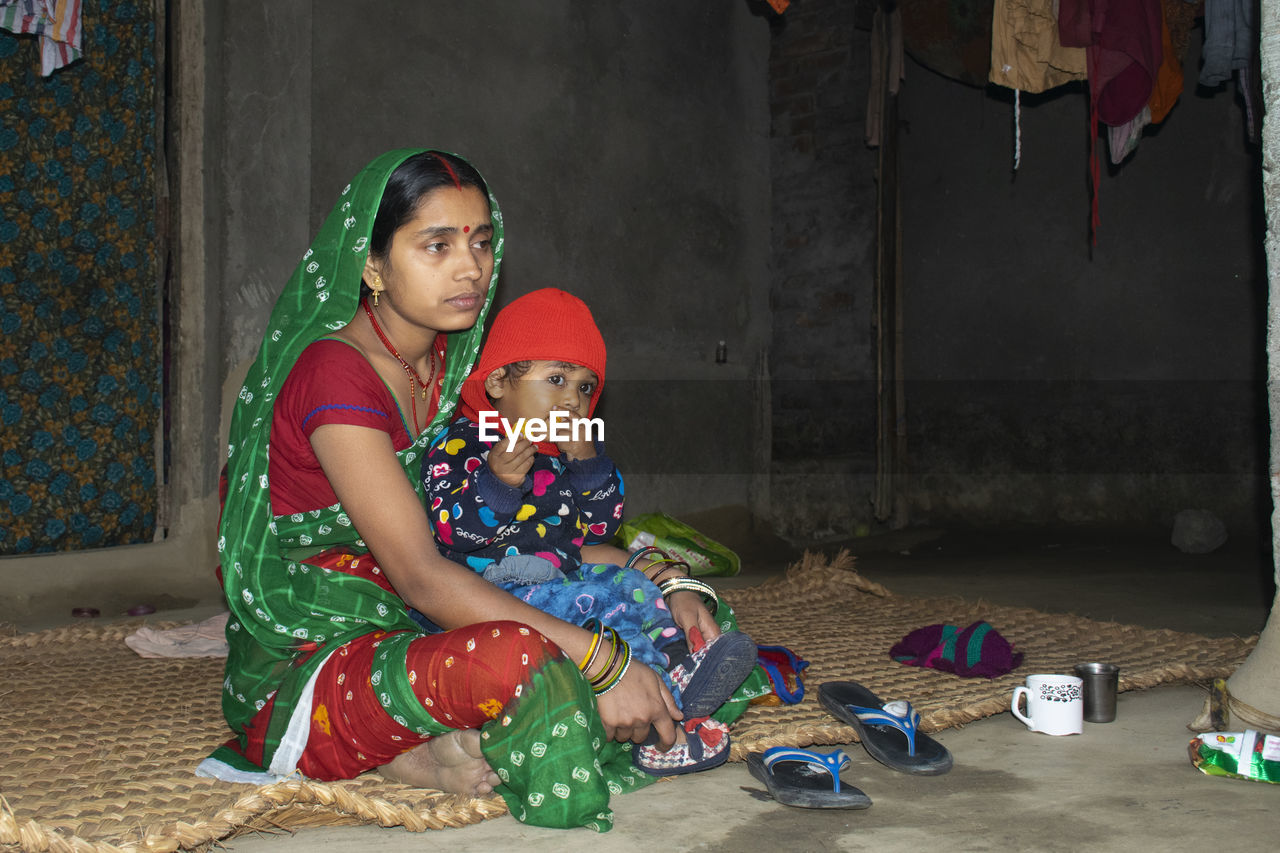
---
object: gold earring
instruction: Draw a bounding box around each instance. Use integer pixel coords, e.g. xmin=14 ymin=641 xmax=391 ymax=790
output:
xmin=372 ymin=290 xmax=379 ymax=307
xmin=371 ymin=274 xmax=381 ymax=307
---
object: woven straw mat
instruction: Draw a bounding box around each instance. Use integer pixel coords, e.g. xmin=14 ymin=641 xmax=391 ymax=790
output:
xmin=0 ymin=550 xmax=1256 ymax=851
xmin=725 ymin=550 xmax=1254 ymax=756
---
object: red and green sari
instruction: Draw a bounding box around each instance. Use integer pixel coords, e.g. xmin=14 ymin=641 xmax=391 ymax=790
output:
xmin=203 ymin=150 xmax=650 ymax=830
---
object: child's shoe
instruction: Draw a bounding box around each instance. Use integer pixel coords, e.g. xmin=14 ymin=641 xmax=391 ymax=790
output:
xmin=632 ymin=716 xmax=731 ymax=776
xmin=667 ymin=629 xmax=757 ymax=718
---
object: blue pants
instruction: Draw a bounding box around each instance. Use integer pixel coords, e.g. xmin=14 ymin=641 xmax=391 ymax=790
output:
xmin=409 ymin=556 xmax=689 ymax=703
xmin=495 ymin=560 xmax=688 ymax=704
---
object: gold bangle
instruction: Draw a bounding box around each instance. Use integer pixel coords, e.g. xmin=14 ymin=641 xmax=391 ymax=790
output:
xmin=578 ymin=618 xmax=605 ymax=673
xmin=589 ymin=628 xmax=621 ymax=685
xmin=578 ymin=626 xmax=603 ymax=672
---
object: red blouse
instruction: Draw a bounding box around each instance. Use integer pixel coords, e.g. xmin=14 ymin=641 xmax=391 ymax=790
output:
xmin=268 ymin=338 xmax=440 ymax=515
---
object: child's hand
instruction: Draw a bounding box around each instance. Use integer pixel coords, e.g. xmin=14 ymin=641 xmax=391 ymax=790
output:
xmin=489 ymin=434 xmax=536 ymax=488
xmin=667 ymin=591 xmax=721 ymax=646
xmin=556 ymin=416 xmax=599 ymax=462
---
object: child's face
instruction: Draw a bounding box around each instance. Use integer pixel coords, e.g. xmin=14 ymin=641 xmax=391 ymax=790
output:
xmin=484 ymin=360 xmax=599 ymax=425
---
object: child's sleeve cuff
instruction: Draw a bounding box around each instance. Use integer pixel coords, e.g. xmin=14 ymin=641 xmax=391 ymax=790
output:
xmin=474 ymin=467 xmax=527 ymax=516
xmin=566 ymin=443 xmax=616 ymax=491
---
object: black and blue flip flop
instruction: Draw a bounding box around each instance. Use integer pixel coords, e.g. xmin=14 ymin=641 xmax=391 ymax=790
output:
xmin=818 ymin=681 xmax=954 ymax=776
xmin=746 ymin=747 xmax=872 ymax=809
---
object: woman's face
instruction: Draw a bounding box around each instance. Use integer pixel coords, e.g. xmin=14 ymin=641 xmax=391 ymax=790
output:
xmin=367 ymin=184 xmax=494 ymax=333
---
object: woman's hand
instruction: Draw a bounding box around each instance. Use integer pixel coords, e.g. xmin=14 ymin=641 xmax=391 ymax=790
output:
xmin=666 ymin=589 xmax=721 ymax=645
xmin=312 ymin=424 xmax=681 ymax=744
xmin=594 ymin=662 xmax=682 ymax=748
xmin=580 ymin=543 xmax=725 ymax=646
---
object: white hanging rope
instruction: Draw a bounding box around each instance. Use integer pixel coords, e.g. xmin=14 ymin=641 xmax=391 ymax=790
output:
xmin=1014 ymin=88 xmax=1022 ymax=171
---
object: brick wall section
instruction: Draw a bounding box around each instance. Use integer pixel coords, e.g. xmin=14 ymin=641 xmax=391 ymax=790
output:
xmin=767 ymin=0 xmax=880 ymax=536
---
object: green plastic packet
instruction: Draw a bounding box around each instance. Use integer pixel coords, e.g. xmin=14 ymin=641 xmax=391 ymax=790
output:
xmin=613 ymin=512 xmax=741 ymax=577
xmin=1188 ymin=730 xmax=1280 ymax=784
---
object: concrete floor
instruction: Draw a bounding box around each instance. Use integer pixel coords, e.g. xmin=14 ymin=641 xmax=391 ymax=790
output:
xmin=214 ymin=685 xmax=1276 ymax=853
xmin=16 ymin=513 xmax=1280 ymax=851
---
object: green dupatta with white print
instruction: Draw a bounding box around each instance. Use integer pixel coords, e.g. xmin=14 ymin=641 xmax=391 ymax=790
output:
xmin=217 ymin=150 xmax=502 ymax=762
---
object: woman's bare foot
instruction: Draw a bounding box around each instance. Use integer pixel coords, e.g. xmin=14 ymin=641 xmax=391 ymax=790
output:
xmin=377 ymin=728 xmax=501 ymax=796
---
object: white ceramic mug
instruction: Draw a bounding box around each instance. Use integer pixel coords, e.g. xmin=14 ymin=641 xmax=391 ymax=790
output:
xmin=1011 ymin=674 xmax=1084 ymax=736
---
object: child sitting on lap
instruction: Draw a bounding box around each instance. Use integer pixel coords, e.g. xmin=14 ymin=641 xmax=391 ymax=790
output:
xmin=423 ymin=288 xmax=756 ymax=776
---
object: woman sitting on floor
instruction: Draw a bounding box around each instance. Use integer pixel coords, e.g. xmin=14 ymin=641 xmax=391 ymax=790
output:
xmin=201 ymin=149 xmax=759 ymax=830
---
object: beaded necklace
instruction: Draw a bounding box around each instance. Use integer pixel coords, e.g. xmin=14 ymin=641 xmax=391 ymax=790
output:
xmin=361 ymin=298 xmax=440 ymax=434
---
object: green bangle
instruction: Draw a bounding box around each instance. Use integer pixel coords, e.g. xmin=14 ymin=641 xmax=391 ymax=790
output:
xmin=626 ymin=547 xmax=691 ymax=580
xmin=589 ymin=628 xmax=621 ymax=686
xmin=593 ymin=639 xmax=632 ymax=696
xmin=594 ymin=654 xmax=631 ymax=696
xmin=624 ymin=546 xmax=662 ymax=569
xmin=579 ymin=621 xmax=605 ymax=674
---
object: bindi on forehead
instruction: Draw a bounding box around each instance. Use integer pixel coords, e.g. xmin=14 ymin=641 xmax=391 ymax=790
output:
xmin=463 ymin=225 xmax=470 ymax=233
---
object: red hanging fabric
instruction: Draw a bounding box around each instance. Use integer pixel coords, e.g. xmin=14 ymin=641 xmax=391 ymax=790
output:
xmin=1059 ymin=0 xmax=1164 ymax=243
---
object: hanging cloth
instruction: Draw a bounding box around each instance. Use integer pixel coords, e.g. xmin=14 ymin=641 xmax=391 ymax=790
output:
xmin=1146 ymin=0 xmax=1184 ymax=125
xmin=1059 ymin=0 xmax=1163 ymax=126
xmin=989 ymin=0 xmax=1087 ymax=94
xmin=1199 ymin=0 xmax=1253 ymax=87
xmin=1200 ymin=0 xmax=1259 ymax=140
xmin=0 ymin=0 xmax=82 ymax=75
xmin=989 ymin=0 xmax=1088 ymax=169
xmin=865 ymin=4 xmax=904 ymax=149
xmin=1059 ymin=0 xmax=1163 ymax=241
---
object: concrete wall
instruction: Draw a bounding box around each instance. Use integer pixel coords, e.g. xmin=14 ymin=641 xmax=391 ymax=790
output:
xmin=766 ymin=0 xmax=880 ymax=541
xmin=900 ymin=36 xmax=1265 ymax=532
xmin=0 ymin=0 xmax=772 ymax=620
xmin=216 ymin=0 xmax=773 ymax=516
xmin=1 ymin=2 xmax=1266 ymax=619
xmin=763 ymin=5 xmax=1264 ymax=539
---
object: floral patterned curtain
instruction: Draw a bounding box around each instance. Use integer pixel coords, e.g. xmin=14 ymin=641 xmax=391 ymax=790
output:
xmin=0 ymin=0 xmax=161 ymax=553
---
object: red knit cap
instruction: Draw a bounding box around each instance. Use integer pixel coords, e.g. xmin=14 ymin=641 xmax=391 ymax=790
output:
xmin=459 ymin=288 xmax=607 ymax=428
